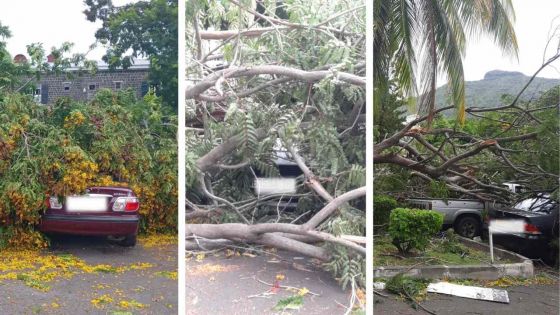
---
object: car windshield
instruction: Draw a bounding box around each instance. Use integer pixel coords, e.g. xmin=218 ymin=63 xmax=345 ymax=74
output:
xmin=514 ymin=197 xmax=556 ymax=213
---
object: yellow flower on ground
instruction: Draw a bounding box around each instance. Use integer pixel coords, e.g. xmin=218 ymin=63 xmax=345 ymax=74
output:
xmin=90 ymin=294 xmax=114 ymax=308
xmin=297 ymin=287 xmax=309 ymax=296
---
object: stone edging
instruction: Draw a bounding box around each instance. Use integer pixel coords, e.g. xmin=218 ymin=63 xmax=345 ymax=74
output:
xmin=373 ymin=237 xmax=534 ymax=280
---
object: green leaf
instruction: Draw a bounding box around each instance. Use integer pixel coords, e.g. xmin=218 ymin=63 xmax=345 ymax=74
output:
xmin=273 ymin=295 xmax=304 ymax=311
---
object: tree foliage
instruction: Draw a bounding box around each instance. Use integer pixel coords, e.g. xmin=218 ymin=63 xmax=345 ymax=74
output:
xmin=0 ymin=22 xmax=97 ymax=94
xmin=186 ymin=0 xmax=366 ymax=289
xmin=84 ymin=0 xmax=178 ymax=109
xmin=0 ymin=88 xmax=177 ymax=248
xmin=375 ymin=82 xmax=559 ymax=204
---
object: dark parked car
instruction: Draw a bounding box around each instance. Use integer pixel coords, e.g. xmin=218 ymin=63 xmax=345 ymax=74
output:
xmin=38 ymin=186 xmax=140 ymax=246
xmin=483 ymin=195 xmax=559 ymax=262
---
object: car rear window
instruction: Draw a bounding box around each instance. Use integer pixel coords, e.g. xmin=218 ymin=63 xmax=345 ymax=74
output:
xmin=514 ymin=198 xmax=557 ymax=213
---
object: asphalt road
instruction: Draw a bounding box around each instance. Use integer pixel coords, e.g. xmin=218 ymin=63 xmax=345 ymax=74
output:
xmin=186 ymin=250 xmax=357 ymax=315
xmin=374 ymin=283 xmax=559 ymax=315
xmin=0 ymin=235 xmax=178 ymax=314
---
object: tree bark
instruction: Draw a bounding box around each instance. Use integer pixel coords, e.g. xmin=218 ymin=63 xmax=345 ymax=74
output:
xmin=186 ymin=66 xmax=365 ymax=100
xmin=186 ymin=186 xmax=366 ymax=259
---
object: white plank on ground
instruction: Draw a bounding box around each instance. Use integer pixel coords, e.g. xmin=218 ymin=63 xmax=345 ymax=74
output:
xmin=427 ymin=282 xmax=509 ymax=304
xmin=373 ymin=282 xmax=385 ymax=290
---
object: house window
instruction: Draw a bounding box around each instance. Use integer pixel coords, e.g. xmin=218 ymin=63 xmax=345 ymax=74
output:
xmin=63 ymin=82 xmax=71 ymax=91
xmin=114 ymin=81 xmax=123 ymax=90
xmin=41 ymin=84 xmax=49 ymax=104
xmin=141 ymin=81 xmax=149 ymax=96
xmin=89 ymin=84 xmax=97 ymax=91
xmin=33 ymin=88 xmax=41 ymax=103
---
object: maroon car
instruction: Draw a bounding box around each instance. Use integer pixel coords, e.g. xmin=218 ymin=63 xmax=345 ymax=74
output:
xmin=38 ymin=186 xmax=140 ymax=246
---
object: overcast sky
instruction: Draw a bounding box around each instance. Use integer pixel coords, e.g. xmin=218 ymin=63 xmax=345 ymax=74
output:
xmin=0 ymin=0 xmax=138 ymax=61
xmin=462 ymin=0 xmax=560 ymax=82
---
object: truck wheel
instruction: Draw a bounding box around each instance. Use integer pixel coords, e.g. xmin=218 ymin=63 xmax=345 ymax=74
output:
xmin=455 ymin=217 xmax=480 ymax=239
xmin=119 ymin=234 xmax=137 ymax=247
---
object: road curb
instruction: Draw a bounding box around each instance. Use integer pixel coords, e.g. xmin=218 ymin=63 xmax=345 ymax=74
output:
xmin=373 ymin=237 xmax=534 ymax=280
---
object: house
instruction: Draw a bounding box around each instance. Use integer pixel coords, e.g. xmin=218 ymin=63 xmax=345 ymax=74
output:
xmin=14 ymin=54 xmax=151 ymax=104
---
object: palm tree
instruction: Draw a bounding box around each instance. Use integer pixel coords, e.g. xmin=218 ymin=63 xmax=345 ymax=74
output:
xmin=373 ymin=0 xmax=518 ymax=124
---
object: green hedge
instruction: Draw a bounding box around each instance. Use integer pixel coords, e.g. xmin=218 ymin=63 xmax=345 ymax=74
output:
xmin=374 ymin=195 xmax=398 ymax=227
xmin=388 ymin=208 xmax=443 ymax=254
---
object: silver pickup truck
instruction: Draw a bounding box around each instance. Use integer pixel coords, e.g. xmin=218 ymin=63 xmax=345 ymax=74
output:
xmin=407 ymin=198 xmax=502 ymax=238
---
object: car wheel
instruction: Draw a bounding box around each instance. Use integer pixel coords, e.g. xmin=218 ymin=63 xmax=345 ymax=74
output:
xmin=119 ymin=234 xmax=137 ymax=247
xmin=455 ymin=217 xmax=480 ymax=239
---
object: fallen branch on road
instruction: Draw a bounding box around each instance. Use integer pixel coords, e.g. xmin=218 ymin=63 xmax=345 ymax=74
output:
xmin=186 ymin=187 xmax=366 ymax=260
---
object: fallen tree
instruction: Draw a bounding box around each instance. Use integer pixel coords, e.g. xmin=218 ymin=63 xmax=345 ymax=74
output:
xmin=186 ymin=0 xmax=366 ymax=289
xmin=374 ymin=53 xmax=560 ymax=201
xmin=187 ymin=186 xmax=366 ymax=260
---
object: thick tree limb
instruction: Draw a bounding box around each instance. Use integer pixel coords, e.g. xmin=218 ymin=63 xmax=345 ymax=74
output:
xmin=287 ymin=144 xmax=334 ymax=203
xmin=434 ymin=140 xmax=497 ymax=174
xmin=304 ymin=187 xmax=366 ymax=229
xmin=200 ymin=26 xmax=292 ymax=40
xmin=197 ymin=77 xmax=294 ymax=102
xmin=410 ymin=133 xmax=448 ymax=161
xmin=186 ymin=65 xmax=365 ymax=100
xmin=186 ymin=186 xmax=366 ymax=258
xmin=446 ymin=170 xmax=510 ymax=194
xmin=196 ymin=128 xmax=266 ymax=172
xmin=186 ymin=224 xmax=329 ymax=260
xmin=374 ymin=105 xmax=454 ymax=154
xmin=412 ymin=171 xmax=493 ymax=201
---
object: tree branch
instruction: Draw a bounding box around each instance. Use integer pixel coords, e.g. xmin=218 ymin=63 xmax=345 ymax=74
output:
xmin=186 ymin=65 xmax=365 ymax=100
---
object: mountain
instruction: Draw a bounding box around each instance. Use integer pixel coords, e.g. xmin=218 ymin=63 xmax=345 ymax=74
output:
xmin=435 ymin=70 xmax=559 ymax=109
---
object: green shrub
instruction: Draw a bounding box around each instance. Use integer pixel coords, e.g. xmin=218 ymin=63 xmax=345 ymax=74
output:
xmin=388 ymin=208 xmax=443 ymax=254
xmin=435 ymin=229 xmax=469 ymax=255
xmin=374 ymin=195 xmax=398 ymax=227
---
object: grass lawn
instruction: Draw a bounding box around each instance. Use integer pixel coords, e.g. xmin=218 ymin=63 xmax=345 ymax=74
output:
xmin=373 ymin=234 xmax=514 ymax=267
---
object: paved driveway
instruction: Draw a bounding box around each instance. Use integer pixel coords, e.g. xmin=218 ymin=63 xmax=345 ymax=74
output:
xmin=0 ymin=234 xmax=177 ymax=314
xmin=186 ymin=250 xmax=360 ymax=314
